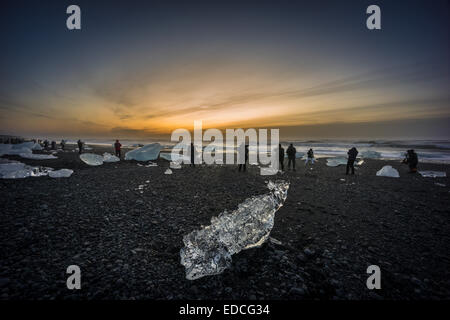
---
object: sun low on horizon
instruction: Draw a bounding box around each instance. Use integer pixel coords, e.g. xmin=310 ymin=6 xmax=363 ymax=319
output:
xmin=0 ymin=0 xmax=449 ymax=140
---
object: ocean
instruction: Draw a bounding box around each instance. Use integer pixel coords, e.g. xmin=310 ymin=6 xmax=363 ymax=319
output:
xmin=61 ymin=139 xmax=450 ymax=164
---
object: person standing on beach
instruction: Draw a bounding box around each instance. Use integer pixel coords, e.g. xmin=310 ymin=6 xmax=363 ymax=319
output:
xmin=77 ymin=139 xmax=83 ymax=154
xmin=305 ymin=148 xmax=315 ymax=165
xmin=114 ymin=140 xmax=122 ymax=158
xmin=190 ymin=142 xmax=196 ymax=167
xmin=278 ymin=144 xmax=285 ymax=171
xmin=346 ymin=147 xmax=358 ymax=175
xmin=238 ymin=144 xmax=249 ymax=172
xmin=286 ymin=143 xmax=296 ymax=171
xmin=51 ymin=141 xmax=56 ymax=150
xmin=60 ymin=139 xmax=66 ymax=150
xmin=403 ymin=149 xmax=418 ymax=173
xmin=43 ymin=140 xmax=49 ymax=150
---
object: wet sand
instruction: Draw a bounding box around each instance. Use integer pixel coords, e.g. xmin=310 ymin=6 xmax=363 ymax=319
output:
xmin=0 ymin=145 xmax=449 ymax=300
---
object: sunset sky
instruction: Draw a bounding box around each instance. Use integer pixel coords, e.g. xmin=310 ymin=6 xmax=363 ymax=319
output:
xmin=1 ymin=0 xmax=449 ymax=140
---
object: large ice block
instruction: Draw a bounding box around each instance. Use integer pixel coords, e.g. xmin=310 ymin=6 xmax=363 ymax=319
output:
xmin=0 ymin=160 xmax=53 ymax=179
xmin=80 ymin=153 xmax=104 ymax=166
xmin=326 ymin=157 xmax=348 ymax=167
xmin=125 ymin=143 xmax=162 ymax=161
xmin=180 ymin=180 xmax=290 ymax=280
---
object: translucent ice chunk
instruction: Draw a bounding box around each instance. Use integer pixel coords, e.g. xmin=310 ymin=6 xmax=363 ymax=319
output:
xmin=125 ymin=143 xmax=162 ymax=161
xmin=260 ymin=167 xmax=278 ymax=175
xmin=103 ymin=152 xmax=120 ymax=162
xmin=164 ymin=168 xmax=173 ymax=174
xmin=327 ymin=157 xmax=364 ymax=167
xmin=19 ymin=153 xmax=57 ymax=160
xmin=49 ymin=169 xmax=73 ymax=178
xmin=180 ymin=180 xmax=290 ymax=280
xmin=80 ymin=153 xmax=104 ymax=166
xmin=159 ymin=153 xmax=172 ymax=161
xmin=0 ymin=160 xmax=53 ymax=179
xmin=326 ymin=157 xmax=348 ymax=167
xmin=170 ymin=161 xmax=182 ymax=169
xmin=419 ymin=171 xmax=446 ymax=178
xmin=0 ymin=143 xmax=32 ymax=156
xmin=145 ymin=162 xmax=158 ymax=167
xmin=376 ymin=165 xmax=399 ymax=178
xmin=160 ymin=152 xmax=191 ymax=162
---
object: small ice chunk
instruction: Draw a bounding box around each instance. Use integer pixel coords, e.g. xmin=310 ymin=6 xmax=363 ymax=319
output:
xmin=170 ymin=161 xmax=182 ymax=169
xmin=31 ymin=143 xmax=43 ymax=151
xmin=326 ymin=157 xmax=348 ymax=167
xmin=49 ymin=169 xmax=73 ymax=178
xmin=19 ymin=153 xmax=57 ymax=160
xmin=164 ymin=168 xmax=173 ymax=175
xmin=125 ymin=143 xmax=162 ymax=161
xmin=103 ymin=152 xmax=120 ymax=162
xmin=435 ymin=182 xmax=446 ymax=187
xmin=419 ymin=171 xmax=446 ymax=178
xmin=376 ymin=165 xmax=400 ymax=178
xmin=80 ymin=153 xmax=104 ymax=166
xmin=145 ymin=162 xmax=157 ymax=167
xmin=260 ymin=167 xmax=279 ymax=175
xmin=269 ymin=237 xmax=283 ymax=246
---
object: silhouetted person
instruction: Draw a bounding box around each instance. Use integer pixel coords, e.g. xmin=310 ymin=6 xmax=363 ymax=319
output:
xmin=346 ymin=147 xmax=359 ymax=175
xmin=60 ymin=139 xmax=66 ymax=150
xmin=77 ymin=139 xmax=83 ymax=154
xmin=43 ymin=140 xmax=49 ymax=150
xmin=114 ymin=140 xmax=122 ymax=158
xmin=305 ymin=148 xmax=315 ymax=165
xmin=51 ymin=141 xmax=56 ymax=150
xmin=238 ymin=144 xmax=249 ymax=172
xmin=190 ymin=143 xmax=196 ymax=167
xmin=403 ymin=149 xmax=418 ymax=173
xmin=278 ymin=144 xmax=285 ymax=171
xmin=286 ymin=143 xmax=296 ymax=171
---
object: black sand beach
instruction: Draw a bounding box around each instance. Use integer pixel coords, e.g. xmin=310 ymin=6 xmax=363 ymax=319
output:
xmin=1 ymin=145 xmax=449 ymax=300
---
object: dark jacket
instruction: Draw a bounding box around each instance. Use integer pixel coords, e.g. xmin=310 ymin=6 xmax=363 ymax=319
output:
xmin=190 ymin=144 xmax=196 ymax=161
xmin=307 ymin=149 xmax=314 ymax=158
xmin=347 ymin=147 xmax=358 ymax=161
xmin=286 ymin=146 xmax=296 ymax=159
xmin=405 ymin=150 xmax=418 ymax=167
xmin=279 ymin=147 xmax=285 ymax=161
xmin=114 ymin=142 xmax=122 ymax=151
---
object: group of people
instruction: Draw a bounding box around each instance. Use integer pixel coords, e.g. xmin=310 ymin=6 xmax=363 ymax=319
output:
xmin=277 ymin=144 xmax=315 ymax=172
xmin=40 ymin=139 xmax=62 ymax=151
xmin=241 ymin=144 xmax=420 ymax=175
